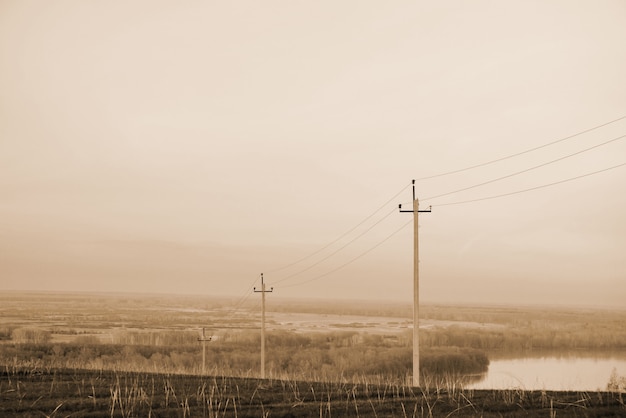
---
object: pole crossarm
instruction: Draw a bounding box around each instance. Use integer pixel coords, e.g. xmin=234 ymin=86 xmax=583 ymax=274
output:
xmin=198 ymin=327 xmax=213 ymax=342
xmin=398 ymin=179 xmax=431 ymax=387
xmin=399 ymin=205 xmax=432 ymax=213
xmin=253 ymin=273 xmax=274 ymax=294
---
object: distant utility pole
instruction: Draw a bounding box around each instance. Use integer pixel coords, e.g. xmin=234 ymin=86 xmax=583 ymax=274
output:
xmin=198 ymin=327 xmax=212 ymax=375
xmin=254 ymin=273 xmax=273 ymax=379
xmin=399 ymin=179 xmax=431 ymax=387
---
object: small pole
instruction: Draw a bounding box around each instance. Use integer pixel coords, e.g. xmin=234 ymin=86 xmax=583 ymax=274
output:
xmin=399 ymin=180 xmax=431 ymax=387
xmin=198 ymin=327 xmax=212 ymax=375
xmin=254 ymin=273 xmax=273 ymax=379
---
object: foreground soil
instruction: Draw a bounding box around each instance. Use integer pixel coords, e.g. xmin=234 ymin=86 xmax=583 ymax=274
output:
xmin=1 ymin=368 xmax=625 ymax=417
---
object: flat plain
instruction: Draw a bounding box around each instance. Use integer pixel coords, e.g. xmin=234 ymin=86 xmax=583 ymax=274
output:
xmin=1 ymin=291 xmax=625 ymax=416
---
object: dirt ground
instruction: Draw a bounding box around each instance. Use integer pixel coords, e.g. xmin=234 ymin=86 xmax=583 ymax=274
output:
xmin=1 ymin=368 xmax=625 ymax=417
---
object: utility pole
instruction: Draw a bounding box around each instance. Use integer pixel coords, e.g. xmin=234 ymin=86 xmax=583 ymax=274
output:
xmin=254 ymin=273 xmax=273 ymax=379
xmin=399 ymin=179 xmax=431 ymax=387
xmin=198 ymin=327 xmax=212 ymax=375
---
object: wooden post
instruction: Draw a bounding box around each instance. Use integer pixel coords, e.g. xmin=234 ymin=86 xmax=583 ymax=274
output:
xmin=399 ymin=180 xmax=431 ymax=387
xmin=413 ymin=197 xmax=420 ymax=387
xmin=198 ymin=327 xmax=212 ymax=375
xmin=254 ymin=273 xmax=273 ymax=379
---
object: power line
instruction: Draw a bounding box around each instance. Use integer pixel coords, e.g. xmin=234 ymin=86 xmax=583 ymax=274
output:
xmin=415 ymin=114 xmax=626 ymax=181
xmin=231 ymin=163 xmax=625 ymax=298
xmin=282 ymin=218 xmax=412 ymax=289
xmin=227 ymin=184 xmax=411 ymax=315
xmin=231 ymin=291 xmax=253 ymax=312
xmin=230 ymin=275 xmax=259 ymax=311
xmin=229 ymin=121 xmax=625 ymax=299
xmin=264 ymin=183 xmax=411 ymax=274
xmin=423 ymin=133 xmax=626 ymax=201
xmin=273 ymin=206 xmax=397 ymax=285
xmin=433 ymin=162 xmax=626 ymax=207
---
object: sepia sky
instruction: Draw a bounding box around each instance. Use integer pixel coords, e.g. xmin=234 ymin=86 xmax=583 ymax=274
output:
xmin=1 ymin=1 xmax=625 ymax=307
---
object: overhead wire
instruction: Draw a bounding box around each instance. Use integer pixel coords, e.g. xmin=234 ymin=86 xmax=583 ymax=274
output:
xmin=415 ymin=114 xmax=626 ymax=181
xmin=272 ymin=206 xmax=398 ymax=285
xmin=433 ymin=162 xmax=626 ymax=207
xmin=282 ymin=218 xmax=413 ymax=289
xmin=270 ymin=132 xmax=626 ymax=290
xmin=230 ymin=274 xmax=259 ymax=310
xmin=264 ymin=182 xmax=411 ymax=274
xmin=224 ymin=186 xmax=411 ymax=315
xmin=230 ymin=289 xmax=253 ymax=312
xmin=423 ymin=133 xmax=626 ymax=201
xmin=278 ymin=161 xmax=626 ymax=290
xmin=225 ymin=116 xmax=626 ymax=299
xmin=220 ymin=274 xmax=261 ymax=327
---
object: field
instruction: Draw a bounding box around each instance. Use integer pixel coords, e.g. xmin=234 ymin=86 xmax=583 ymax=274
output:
xmin=1 ymin=292 xmax=626 ymax=416
xmin=2 ymin=367 xmax=626 ymax=417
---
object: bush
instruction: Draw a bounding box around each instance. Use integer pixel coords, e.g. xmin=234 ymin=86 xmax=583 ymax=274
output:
xmin=607 ymin=368 xmax=626 ymax=392
xmin=421 ymin=347 xmax=489 ymax=375
xmin=11 ymin=328 xmax=51 ymax=344
xmin=0 ymin=326 xmax=14 ymax=341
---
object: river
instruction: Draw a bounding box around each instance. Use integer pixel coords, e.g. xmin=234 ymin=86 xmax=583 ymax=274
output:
xmin=466 ymin=353 xmax=626 ymax=391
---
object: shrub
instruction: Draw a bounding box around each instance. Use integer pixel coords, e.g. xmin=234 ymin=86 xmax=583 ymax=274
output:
xmin=421 ymin=347 xmax=489 ymax=375
xmin=11 ymin=328 xmax=51 ymax=344
xmin=607 ymin=368 xmax=626 ymax=392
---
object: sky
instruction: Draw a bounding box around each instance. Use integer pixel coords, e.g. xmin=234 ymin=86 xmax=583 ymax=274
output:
xmin=1 ymin=1 xmax=625 ymax=307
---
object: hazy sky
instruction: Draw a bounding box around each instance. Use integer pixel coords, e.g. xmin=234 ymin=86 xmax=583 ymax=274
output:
xmin=1 ymin=1 xmax=625 ymax=307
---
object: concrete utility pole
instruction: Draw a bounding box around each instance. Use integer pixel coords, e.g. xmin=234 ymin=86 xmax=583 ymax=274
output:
xmin=198 ymin=327 xmax=212 ymax=375
xmin=254 ymin=273 xmax=273 ymax=379
xmin=399 ymin=180 xmax=431 ymax=387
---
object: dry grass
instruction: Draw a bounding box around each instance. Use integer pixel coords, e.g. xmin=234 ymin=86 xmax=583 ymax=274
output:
xmin=2 ymin=366 xmax=626 ymax=417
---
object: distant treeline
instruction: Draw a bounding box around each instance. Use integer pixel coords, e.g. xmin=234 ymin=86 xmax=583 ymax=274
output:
xmin=0 ymin=329 xmax=487 ymax=383
xmin=421 ymin=325 xmax=626 ymax=351
xmin=4 ymin=305 xmax=625 ymax=385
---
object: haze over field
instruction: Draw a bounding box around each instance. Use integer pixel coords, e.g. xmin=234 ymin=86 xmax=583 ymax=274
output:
xmin=1 ymin=1 xmax=625 ymax=306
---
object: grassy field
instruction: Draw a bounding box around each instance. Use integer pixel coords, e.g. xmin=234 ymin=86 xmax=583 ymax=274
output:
xmin=2 ymin=292 xmax=626 ymax=416
xmin=2 ymin=367 xmax=625 ymax=417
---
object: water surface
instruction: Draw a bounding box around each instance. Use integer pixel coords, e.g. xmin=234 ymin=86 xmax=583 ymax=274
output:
xmin=467 ymin=355 xmax=626 ymax=391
